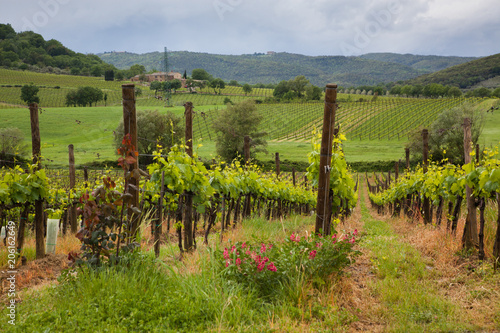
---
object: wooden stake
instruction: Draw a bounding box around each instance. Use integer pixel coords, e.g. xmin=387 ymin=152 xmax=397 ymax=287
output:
xmin=493 ymin=192 xmax=500 ymax=266
xmin=315 ymin=84 xmax=337 ymax=235
xmin=122 ymin=84 xmax=140 ymax=236
xmin=275 ymin=152 xmax=280 ymax=178
xmin=184 ymin=102 xmax=194 ymax=157
xmin=405 ymin=148 xmax=410 ymax=170
xmin=155 ymin=171 xmax=164 ymax=258
xmin=83 ymin=166 xmax=88 ymax=187
xmin=422 ymin=129 xmax=430 ymax=224
xmin=30 ymin=103 xmax=45 ymax=259
xmin=244 ymin=135 xmax=251 ymax=164
xmin=243 ymin=135 xmax=252 ymax=218
xmin=68 ymin=144 xmax=78 ymax=233
xmin=183 ymin=102 xmax=194 ymax=251
xmin=462 ymin=118 xmax=478 ymax=249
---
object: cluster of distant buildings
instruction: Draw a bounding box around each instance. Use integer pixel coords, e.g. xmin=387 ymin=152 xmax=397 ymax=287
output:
xmin=130 ymin=71 xmax=183 ymax=83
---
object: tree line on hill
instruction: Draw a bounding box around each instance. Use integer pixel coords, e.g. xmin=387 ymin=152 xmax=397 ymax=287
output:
xmin=98 ymin=50 xmax=482 ymax=88
xmin=406 ymin=53 xmax=500 ymax=89
xmin=0 ymin=24 xmax=161 ymax=81
xmin=340 ymin=83 xmax=500 ymax=99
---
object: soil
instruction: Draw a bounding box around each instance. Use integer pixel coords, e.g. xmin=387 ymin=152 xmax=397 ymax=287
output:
xmin=0 ymin=253 xmax=69 ymax=303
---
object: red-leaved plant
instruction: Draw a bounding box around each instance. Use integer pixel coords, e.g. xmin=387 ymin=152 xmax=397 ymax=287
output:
xmin=72 ymin=134 xmax=141 ymax=268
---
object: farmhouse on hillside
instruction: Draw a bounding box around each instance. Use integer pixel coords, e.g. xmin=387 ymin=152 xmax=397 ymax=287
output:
xmin=130 ymin=71 xmax=183 ymax=83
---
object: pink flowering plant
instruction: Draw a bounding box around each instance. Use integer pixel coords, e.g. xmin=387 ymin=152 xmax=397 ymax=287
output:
xmin=213 ymin=229 xmax=360 ymax=298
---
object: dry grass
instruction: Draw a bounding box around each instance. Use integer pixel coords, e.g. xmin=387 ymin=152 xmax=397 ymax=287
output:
xmin=373 ymin=206 xmax=500 ymax=331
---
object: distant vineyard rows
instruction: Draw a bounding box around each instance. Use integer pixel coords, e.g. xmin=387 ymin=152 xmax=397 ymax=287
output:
xmin=193 ymin=97 xmax=483 ymax=142
xmin=0 ymin=68 xmax=271 ymax=109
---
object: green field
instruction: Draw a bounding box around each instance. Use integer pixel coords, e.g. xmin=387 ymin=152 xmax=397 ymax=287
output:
xmin=0 ymin=68 xmax=269 ymax=109
xmin=2 ymin=100 xmax=498 ymax=168
xmin=1 ymin=69 xmax=498 ymax=168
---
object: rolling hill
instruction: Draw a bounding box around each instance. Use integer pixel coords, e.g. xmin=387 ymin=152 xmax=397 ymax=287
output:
xmin=405 ymin=53 xmax=500 ymax=88
xmin=359 ymin=53 xmax=477 ymax=72
xmin=98 ymin=51 xmax=478 ymax=88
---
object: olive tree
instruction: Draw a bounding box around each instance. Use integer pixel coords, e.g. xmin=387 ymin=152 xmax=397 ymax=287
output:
xmin=114 ymin=110 xmax=184 ymax=165
xmin=213 ymin=100 xmax=267 ymax=162
xmin=21 ymin=83 xmax=40 ymax=105
xmin=406 ymin=103 xmax=484 ymax=164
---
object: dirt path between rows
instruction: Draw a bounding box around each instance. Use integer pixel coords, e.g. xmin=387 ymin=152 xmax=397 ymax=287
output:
xmin=337 ymin=181 xmax=500 ymax=332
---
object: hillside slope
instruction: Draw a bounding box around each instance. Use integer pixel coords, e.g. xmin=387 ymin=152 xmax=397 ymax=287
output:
xmin=359 ymin=53 xmax=477 ymax=73
xmin=98 ymin=51 xmax=475 ymax=87
xmin=405 ymin=53 xmax=500 ymax=88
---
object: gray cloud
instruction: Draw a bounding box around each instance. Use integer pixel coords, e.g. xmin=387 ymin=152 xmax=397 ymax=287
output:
xmin=0 ymin=0 xmax=498 ymax=57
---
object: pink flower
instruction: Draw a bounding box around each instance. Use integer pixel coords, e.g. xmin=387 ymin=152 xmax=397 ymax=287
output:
xmin=332 ymin=234 xmax=337 ymax=239
xmin=245 ymin=250 xmax=251 ymax=255
xmin=241 ymin=242 xmax=247 ymax=249
xmin=267 ymin=262 xmax=277 ymax=272
xmin=230 ymin=245 xmax=236 ymax=253
xmin=290 ymin=233 xmax=296 ymax=241
xmin=349 ymin=237 xmax=355 ymax=244
xmin=316 ymin=242 xmax=323 ymax=248
xmin=225 ymin=260 xmax=230 ymax=267
xmin=235 ymin=258 xmax=241 ymax=266
xmin=223 ymin=248 xmax=230 ymax=260
xmin=268 ymin=244 xmax=273 ymax=250
xmin=257 ymin=261 xmax=266 ymax=272
xmin=353 ymin=229 xmax=358 ymax=236
xmin=260 ymin=243 xmax=267 ymax=253
xmin=262 ymin=257 xmax=269 ymax=264
xmin=309 ymin=250 xmax=317 ymax=260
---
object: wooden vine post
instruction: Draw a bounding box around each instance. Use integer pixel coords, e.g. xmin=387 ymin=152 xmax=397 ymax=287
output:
xmin=68 ymin=144 xmax=78 ymax=233
xmin=275 ymin=152 xmax=280 ymax=178
xmin=244 ymin=135 xmax=251 ymax=164
xmin=243 ymin=135 xmax=251 ymax=218
xmin=183 ymin=102 xmax=194 ymax=251
xmin=315 ymin=84 xmax=337 ymax=235
xmin=393 ymin=160 xmax=400 ymax=217
xmin=30 ymin=103 xmax=45 ymax=259
xmin=422 ymin=129 xmax=431 ymax=224
xmin=493 ymin=192 xmax=500 ymax=268
xmin=122 ymin=84 xmax=140 ymax=237
xmin=462 ymin=118 xmax=479 ymax=250
xmin=405 ymin=147 xmax=410 ymax=170
xmin=184 ymin=102 xmax=194 ymax=157
xmin=154 ymin=171 xmax=165 ymax=258
xmin=404 ymin=148 xmax=411 ymax=217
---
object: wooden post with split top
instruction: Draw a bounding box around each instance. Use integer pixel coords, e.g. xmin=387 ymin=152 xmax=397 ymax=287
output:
xmin=315 ymin=84 xmax=337 ymax=235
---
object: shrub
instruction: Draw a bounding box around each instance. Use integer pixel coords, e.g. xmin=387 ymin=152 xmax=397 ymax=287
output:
xmin=213 ymin=230 xmax=360 ymax=300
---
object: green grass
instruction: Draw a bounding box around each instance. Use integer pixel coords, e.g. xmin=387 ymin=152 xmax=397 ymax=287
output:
xmin=1 ymin=214 xmax=358 ymax=332
xmin=1 ymin=69 xmax=498 ymax=168
xmin=478 ymin=99 xmax=500 ymax=148
xmin=2 ymin=99 xmax=499 ymax=168
xmin=358 ymin=185 xmax=476 ymax=332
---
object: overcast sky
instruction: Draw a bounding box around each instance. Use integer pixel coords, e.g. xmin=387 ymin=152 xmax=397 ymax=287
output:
xmin=1 ymin=0 xmax=499 ymax=57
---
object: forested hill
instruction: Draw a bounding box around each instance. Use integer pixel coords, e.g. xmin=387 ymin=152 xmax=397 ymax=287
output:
xmin=0 ymin=23 xmax=114 ymax=76
xmin=405 ymin=53 xmax=500 ymax=88
xmin=359 ymin=53 xmax=477 ymax=73
xmin=98 ymin=51 xmax=478 ymax=87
